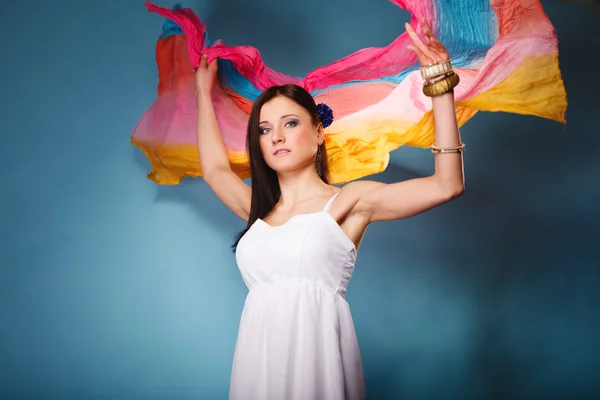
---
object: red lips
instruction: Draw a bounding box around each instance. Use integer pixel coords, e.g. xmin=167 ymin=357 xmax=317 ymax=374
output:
xmin=273 ymin=148 xmax=291 ymax=156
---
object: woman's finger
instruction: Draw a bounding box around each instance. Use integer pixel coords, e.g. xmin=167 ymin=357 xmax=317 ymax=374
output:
xmin=419 ymin=18 xmax=449 ymax=58
xmin=208 ymin=58 xmax=218 ymax=73
xmin=404 ymin=22 xmax=425 ymax=48
xmin=421 ymin=18 xmax=434 ymax=38
xmin=421 ymin=23 xmax=435 ymax=45
xmin=407 ymin=45 xmax=425 ymax=64
xmin=407 ymin=45 xmax=418 ymax=56
xmin=425 ymin=30 xmax=443 ymax=48
xmin=405 ymin=22 xmax=437 ymax=62
xmin=404 ymin=23 xmax=428 ymax=53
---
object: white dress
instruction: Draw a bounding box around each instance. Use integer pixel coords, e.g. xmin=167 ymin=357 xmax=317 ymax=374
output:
xmin=230 ymin=193 xmax=366 ymax=400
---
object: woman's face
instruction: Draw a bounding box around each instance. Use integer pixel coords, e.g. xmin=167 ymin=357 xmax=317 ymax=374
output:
xmin=258 ymin=96 xmax=322 ymax=173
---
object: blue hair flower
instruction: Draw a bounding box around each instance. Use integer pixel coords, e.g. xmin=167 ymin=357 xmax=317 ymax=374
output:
xmin=316 ymin=103 xmax=334 ymax=128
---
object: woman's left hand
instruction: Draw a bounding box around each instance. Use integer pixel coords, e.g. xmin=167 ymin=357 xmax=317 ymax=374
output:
xmin=405 ymin=18 xmax=450 ymax=71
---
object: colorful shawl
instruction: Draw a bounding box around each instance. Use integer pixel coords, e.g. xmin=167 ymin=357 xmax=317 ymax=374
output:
xmin=133 ymin=0 xmax=567 ymax=185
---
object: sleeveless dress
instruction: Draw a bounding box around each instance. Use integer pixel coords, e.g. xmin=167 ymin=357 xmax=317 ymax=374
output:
xmin=231 ymin=193 xmax=365 ymax=400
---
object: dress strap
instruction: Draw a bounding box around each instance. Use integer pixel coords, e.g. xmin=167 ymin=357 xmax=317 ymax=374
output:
xmin=323 ymin=192 xmax=340 ymax=213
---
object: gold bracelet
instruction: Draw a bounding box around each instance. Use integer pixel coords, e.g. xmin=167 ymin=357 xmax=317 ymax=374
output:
xmin=420 ymin=59 xmax=453 ymax=80
xmin=431 ymin=143 xmax=465 ymax=154
xmin=423 ymin=71 xmax=460 ymax=97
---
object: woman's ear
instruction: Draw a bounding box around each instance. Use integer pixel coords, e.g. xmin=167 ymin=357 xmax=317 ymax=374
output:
xmin=316 ymin=123 xmax=325 ymax=144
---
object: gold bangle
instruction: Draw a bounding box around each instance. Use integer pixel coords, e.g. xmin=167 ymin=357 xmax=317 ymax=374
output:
xmin=431 ymin=143 xmax=465 ymax=154
xmin=420 ymin=59 xmax=453 ymax=80
xmin=423 ymin=71 xmax=460 ymax=97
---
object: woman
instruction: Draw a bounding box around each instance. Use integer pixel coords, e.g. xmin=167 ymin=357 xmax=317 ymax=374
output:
xmin=195 ymin=19 xmax=463 ymax=400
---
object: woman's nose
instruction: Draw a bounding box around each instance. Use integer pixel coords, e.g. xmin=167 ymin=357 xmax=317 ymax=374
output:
xmin=271 ymin=129 xmax=285 ymax=144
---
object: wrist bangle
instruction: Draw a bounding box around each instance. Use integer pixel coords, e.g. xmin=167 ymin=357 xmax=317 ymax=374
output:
xmin=431 ymin=143 xmax=465 ymax=154
xmin=423 ymin=71 xmax=460 ymax=97
xmin=420 ymin=60 xmax=453 ymax=80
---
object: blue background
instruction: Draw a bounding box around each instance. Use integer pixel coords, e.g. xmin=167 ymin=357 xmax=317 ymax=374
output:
xmin=1 ymin=0 xmax=598 ymax=398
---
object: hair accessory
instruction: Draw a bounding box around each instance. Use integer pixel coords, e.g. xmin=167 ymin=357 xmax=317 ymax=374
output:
xmin=316 ymin=103 xmax=334 ymax=128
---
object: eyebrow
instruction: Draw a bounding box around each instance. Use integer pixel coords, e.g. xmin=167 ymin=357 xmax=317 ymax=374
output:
xmin=259 ymin=114 xmax=299 ymax=125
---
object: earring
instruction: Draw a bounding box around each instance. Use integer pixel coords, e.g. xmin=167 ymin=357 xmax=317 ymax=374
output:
xmin=315 ymin=145 xmax=322 ymax=177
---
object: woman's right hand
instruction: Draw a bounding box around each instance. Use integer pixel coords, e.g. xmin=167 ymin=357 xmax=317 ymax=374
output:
xmin=195 ymin=54 xmax=218 ymax=95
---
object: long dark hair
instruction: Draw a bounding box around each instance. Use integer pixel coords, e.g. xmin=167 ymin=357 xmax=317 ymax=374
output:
xmin=232 ymin=84 xmax=330 ymax=252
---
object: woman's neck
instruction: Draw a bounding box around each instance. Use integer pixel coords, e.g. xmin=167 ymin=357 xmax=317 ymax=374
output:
xmin=276 ymin=168 xmax=332 ymax=207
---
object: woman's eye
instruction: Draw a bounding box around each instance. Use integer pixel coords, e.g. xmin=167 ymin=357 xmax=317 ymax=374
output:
xmin=260 ymin=127 xmax=270 ymax=134
xmin=285 ymin=120 xmax=298 ymax=128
